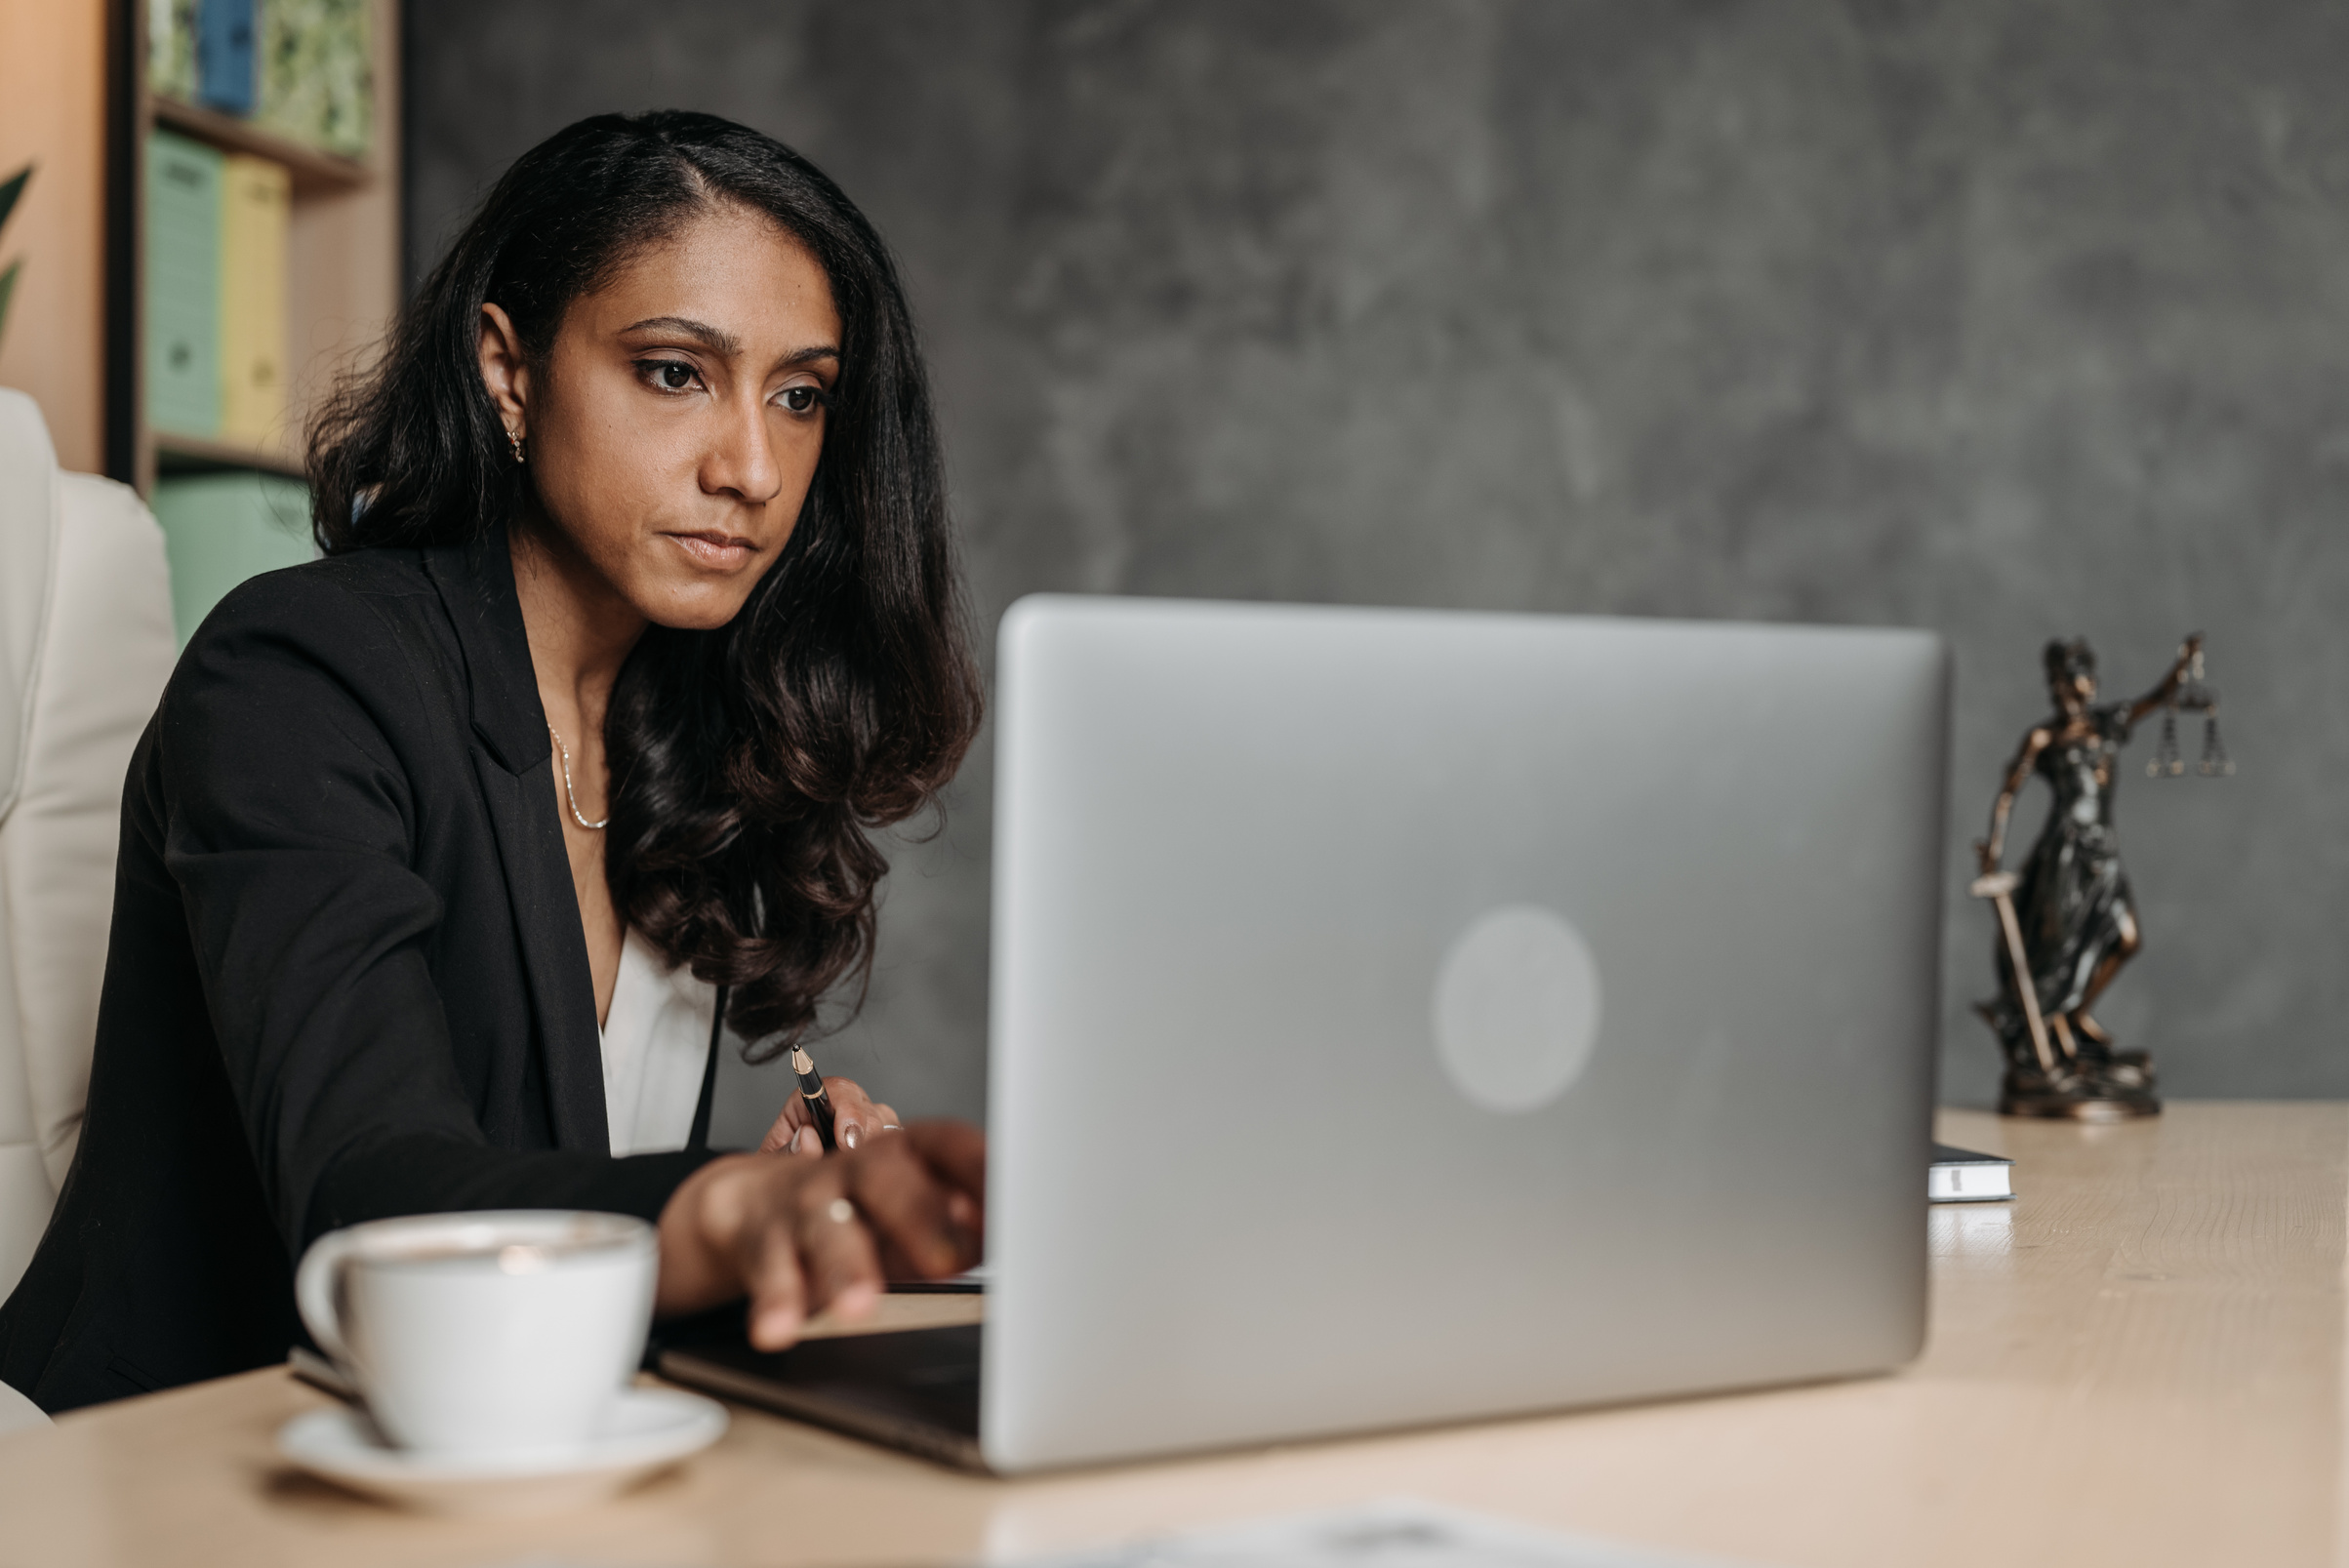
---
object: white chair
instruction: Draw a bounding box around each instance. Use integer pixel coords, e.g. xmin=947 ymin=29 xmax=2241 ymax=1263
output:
xmin=0 ymin=390 xmax=178 ymax=1431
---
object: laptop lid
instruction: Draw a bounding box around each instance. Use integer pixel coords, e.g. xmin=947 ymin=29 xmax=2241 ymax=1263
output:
xmin=983 ymin=596 xmax=1948 ymax=1473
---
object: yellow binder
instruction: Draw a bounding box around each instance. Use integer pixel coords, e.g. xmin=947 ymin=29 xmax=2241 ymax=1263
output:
xmin=218 ymin=153 xmax=290 ymax=447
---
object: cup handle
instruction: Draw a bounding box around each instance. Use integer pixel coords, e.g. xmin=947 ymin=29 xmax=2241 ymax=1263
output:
xmin=294 ymin=1227 xmax=362 ymax=1370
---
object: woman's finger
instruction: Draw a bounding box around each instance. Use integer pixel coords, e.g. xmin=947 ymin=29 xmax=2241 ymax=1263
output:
xmin=906 ymin=1119 xmax=988 ymax=1204
xmin=758 ymin=1097 xmax=809 ymax=1153
xmin=741 ymin=1212 xmax=810 ymax=1350
xmin=792 ymin=1182 xmax=884 ymax=1322
xmin=825 ymin=1076 xmax=882 ymax=1148
xmin=760 ymin=1097 xmax=839 ymax=1156
xmin=847 ymin=1135 xmax=977 ymax=1279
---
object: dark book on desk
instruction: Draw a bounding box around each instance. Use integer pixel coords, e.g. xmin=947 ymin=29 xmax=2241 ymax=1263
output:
xmin=659 ymin=1313 xmax=986 ymax=1470
xmin=1930 ymin=1143 xmax=2014 ymax=1203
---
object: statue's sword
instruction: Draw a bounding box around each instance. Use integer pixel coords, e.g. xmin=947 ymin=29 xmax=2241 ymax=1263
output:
xmin=1969 ymin=867 xmax=2058 ymax=1075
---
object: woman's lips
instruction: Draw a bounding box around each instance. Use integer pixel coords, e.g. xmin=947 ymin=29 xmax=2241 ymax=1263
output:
xmin=666 ymin=531 xmax=757 ymax=568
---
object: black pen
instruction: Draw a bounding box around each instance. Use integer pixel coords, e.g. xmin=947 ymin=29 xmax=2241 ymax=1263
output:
xmin=790 ymin=1046 xmax=838 ymax=1151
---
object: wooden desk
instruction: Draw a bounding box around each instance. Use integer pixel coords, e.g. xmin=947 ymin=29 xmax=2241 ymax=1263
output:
xmin=2 ymin=1104 xmax=2341 ymax=1567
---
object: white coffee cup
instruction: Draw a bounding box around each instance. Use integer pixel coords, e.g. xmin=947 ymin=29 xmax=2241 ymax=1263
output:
xmin=295 ymin=1210 xmax=658 ymax=1459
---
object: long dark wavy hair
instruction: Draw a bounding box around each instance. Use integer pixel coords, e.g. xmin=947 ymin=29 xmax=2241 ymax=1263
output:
xmin=309 ymin=110 xmax=982 ymax=1054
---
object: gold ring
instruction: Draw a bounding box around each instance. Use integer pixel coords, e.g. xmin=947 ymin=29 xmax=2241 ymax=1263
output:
xmin=826 ymin=1197 xmax=856 ymax=1225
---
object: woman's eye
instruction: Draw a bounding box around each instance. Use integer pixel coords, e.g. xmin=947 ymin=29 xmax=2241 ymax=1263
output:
xmin=640 ymin=360 xmax=698 ymax=392
xmin=779 ymin=385 xmax=823 ymax=415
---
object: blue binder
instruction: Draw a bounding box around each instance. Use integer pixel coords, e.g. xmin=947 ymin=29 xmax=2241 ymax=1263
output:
xmin=195 ymin=0 xmax=257 ymax=116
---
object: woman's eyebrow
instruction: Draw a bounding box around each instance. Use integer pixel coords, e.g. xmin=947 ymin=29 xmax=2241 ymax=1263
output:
xmin=622 ymin=315 xmax=743 ymax=355
xmin=622 ymin=317 xmax=838 ymax=370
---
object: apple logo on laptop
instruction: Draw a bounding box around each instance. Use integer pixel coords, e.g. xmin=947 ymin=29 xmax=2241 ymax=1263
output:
xmin=1431 ymin=905 xmax=1602 ymax=1113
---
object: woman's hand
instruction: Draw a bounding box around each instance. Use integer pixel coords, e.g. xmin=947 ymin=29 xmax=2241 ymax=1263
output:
xmin=759 ymin=1074 xmax=899 ymax=1154
xmin=656 ymin=1119 xmax=984 ymax=1349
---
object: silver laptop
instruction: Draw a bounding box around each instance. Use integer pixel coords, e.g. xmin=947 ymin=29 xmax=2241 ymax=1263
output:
xmin=663 ymin=595 xmax=1950 ymax=1473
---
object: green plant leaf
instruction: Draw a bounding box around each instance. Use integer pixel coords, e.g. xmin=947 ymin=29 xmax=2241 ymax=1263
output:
xmin=0 ymin=259 xmax=19 ymax=350
xmin=0 ymin=166 xmax=27 ymax=237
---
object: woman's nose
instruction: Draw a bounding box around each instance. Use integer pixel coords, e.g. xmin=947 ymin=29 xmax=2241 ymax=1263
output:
xmin=706 ymin=397 xmax=784 ymax=504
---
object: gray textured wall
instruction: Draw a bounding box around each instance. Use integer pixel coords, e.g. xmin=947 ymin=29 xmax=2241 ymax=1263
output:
xmin=405 ymin=0 xmax=2349 ymax=1140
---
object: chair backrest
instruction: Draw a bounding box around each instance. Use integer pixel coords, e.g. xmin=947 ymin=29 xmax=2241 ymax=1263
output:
xmin=0 ymin=390 xmax=178 ymax=1303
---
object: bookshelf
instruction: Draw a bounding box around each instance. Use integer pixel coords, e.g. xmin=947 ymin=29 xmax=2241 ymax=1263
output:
xmin=105 ymin=0 xmax=401 ymax=495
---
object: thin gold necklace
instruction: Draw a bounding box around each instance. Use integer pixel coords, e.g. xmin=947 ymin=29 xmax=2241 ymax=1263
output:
xmin=547 ymin=723 xmax=609 ymax=831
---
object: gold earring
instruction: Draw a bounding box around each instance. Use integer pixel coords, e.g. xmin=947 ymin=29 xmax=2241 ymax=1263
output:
xmin=506 ymin=427 xmax=526 ymax=464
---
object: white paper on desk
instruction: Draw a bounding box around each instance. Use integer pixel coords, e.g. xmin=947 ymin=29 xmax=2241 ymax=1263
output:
xmin=996 ymin=1497 xmax=1762 ymax=1568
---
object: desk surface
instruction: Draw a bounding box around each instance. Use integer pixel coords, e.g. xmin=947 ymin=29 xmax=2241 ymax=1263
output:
xmin=3 ymin=1103 xmax=2342 ymax=1567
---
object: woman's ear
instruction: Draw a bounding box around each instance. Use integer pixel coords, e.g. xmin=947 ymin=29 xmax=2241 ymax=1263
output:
xmin=477 ymin=302 xmax=531 ymax=438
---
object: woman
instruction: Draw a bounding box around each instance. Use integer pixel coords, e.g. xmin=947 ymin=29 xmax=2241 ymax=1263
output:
xmin=0 ymin=111 xmax=987 ymax=1411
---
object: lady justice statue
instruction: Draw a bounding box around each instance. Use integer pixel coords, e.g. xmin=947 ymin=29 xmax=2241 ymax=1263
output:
xmin=1972 ymin=634 xmax=2227 ymax=1121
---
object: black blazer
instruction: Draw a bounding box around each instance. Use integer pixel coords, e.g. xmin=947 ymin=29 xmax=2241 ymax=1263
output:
xmin=0 ymin=529 xmax=717 ymax=1412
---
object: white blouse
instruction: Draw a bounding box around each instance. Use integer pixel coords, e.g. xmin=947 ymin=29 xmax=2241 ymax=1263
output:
xmin=598 ymin=929 xmax=742 ymax=1156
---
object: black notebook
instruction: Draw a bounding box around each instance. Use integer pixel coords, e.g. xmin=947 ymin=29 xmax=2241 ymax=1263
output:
xmin=658 ymin=1312 xmax=986 ymax=1469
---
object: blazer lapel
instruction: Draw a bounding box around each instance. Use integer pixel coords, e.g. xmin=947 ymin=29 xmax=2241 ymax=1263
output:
xmin=425 ymin=528 xmax=610 ymax=1155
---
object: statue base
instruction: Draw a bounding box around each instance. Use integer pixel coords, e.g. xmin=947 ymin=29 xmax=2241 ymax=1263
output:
xmin=1999 ymin=1066 xmax=2161 ymax=1121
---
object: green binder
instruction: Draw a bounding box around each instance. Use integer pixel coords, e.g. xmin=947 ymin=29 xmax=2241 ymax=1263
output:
xmin=145 ymin=131 xmax=222 ymax=438
xmin=149 ymin=472 xmax=314 ymax=646
xmin=259 ymin=0 xmax=374 ymax=158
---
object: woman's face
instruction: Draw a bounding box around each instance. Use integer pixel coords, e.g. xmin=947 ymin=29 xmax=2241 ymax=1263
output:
xmin=484 ymin=203 xmax=842 ymax=630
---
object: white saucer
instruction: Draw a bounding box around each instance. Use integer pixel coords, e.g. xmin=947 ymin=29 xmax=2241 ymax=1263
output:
xmin=279 ymin=1386 xmax=728 ymax=1515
